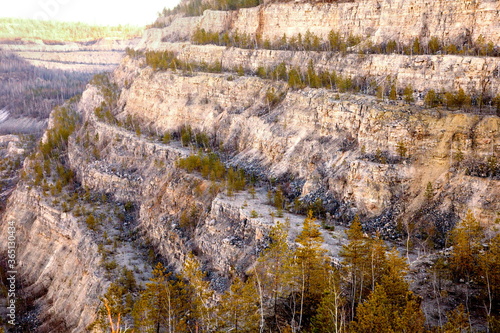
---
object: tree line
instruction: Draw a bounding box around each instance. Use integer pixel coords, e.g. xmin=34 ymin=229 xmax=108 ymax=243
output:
xmin=134 ymin=49 xmax=500 ymax=115
xmin=191 ymin=28 xmax=499 ymax=57
xmin=0 ymin=18 xmax=143 ymax=43
xmin=93 ymin=210 xmax=500 ymax=332
xmin=160 ymin=0 xmax=260 ymax=18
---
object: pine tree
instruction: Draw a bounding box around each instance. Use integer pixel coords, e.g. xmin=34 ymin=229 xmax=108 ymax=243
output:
xmin=479 ymin=234 xmax=500 ymax=323
xmin=288 ymin=67 xmax=303 ymax=89
xmin=133 ymin=263 xmax=190 ymax=333
xmin=424 ymin=89 xmax=440 ymax=107
xmin=306 ymin=60 xmax=320 ymax=88
xmin=217 ymin=277 xmax=260 ymax=332
xmin=351 ymin=250 xmax=425 ymax=333
xmin=403 ymin=85 xmax=414 ymax=103
xmin=350 ymin=285 xmax=393 ymax=333
xmin=182 ymin=253 xmax=215 ymax=332
xmin=440 ymin=304 xmax=469 ymax=333
xmin=368 ymin=236 xmax=390 ymax=292
xmin=294 ymin=211 xmax=330 ymax=330
xmin=95 ymin=283 xmax=130 ymax=333
xmin=340 ymin=215 xmax=370 ymax=320
xmin=389 ymin=84 xmax=397 ymax=101
xmin=254 ymin=221 xmax=295 ymax=330
xmin=450 ymin=210 xmax=484 ymax=280
xmin=311 ymin=268 xmax=346 ymax=333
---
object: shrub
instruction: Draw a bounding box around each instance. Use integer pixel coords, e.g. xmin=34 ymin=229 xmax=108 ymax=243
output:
xmin=162 ymin=132 xmax=171 ymax=144
xmin=86 ymin=214 xmax=98 ymax=230
xmin=306 ymin=60 xmax=321 ymax=88
xmin=256 ymin=66 xmax=267 ymax=79
xmin=103 ymin=260 xmax=118 ymax=272
xmin=195 ymin=132 xmax=210 ymax=149
xmin=444 ymin=88 xmax=471 ymax=109
xmin=272 ymin=188 xmax=285 ymax=209
xmin=412 ymin=38 xmax=423 ymax=55
xmin=288 ymin=68 xmax=304 ymax=89
xmin=386 ymin=40 xmax=398 ymax=54
xmin=272 ymin=62 xmax=288 ymax=81
xmin=227 ymin=168 xmax=246 ymax=192
xmin=389 ymin=84 xmax=397 ymax=101
xmin=425 ymin=182 xmax=434 ymax=201
xmin=180 ymin=126 xmax=193 ymax=146
xmin=179 ymin=205 xmax=199 ymax=233
xmin=403 ymin=85 xmax=414 ymax=103
xmin=396 ymin=141 xmax=407 ymax=159
xmin=265 ymin=88 xmax=284 ymax=107
xmin=424 ymin=89 xmax=440 ymax=108
xmin=428 ymin=36 xmax=441 ymax=54
xmin=376 ymin=85 xmax=384 ymax=100
xmin=493 ymin=94 xmax=500 ymax=116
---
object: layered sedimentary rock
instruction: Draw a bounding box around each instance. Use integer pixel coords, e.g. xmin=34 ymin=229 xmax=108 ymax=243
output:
xmin=114 ymin=58 xmax=499 ymax=225
xmin=0 ymin=0 xmax=498 ymax=330
xmin=137 ymin=41 xmax=500 ymax=97
xmin=147 ymin=0 xmax=500 ymax=46
xmin=0 ymin=187 xmax=105 ymax=332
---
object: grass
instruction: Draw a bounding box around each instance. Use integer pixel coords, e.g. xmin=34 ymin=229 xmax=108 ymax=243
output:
xmin=0 ymin=18 xmax=143 ymax=42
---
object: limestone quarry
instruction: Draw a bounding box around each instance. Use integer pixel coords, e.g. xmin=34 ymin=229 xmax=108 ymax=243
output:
xmin=0 ymin=0 xmax=499 ymax=332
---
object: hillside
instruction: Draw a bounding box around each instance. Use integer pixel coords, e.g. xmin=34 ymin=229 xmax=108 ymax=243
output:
xmin=0 ymin=18 xmax=142 ymax=43
xmin=0 ymin=0 xmax=499 ymax=332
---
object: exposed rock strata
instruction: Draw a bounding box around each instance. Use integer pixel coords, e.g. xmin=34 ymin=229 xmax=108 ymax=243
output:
xmin=145 ymin=0 xmax=500 ymax=46
xmin=139 ymin=41 xmax=500 ymax=98
xmin=0 ymin=188 xmax=105 ymax=332
xmin=115 ymin=60 xmax=499 ymax=225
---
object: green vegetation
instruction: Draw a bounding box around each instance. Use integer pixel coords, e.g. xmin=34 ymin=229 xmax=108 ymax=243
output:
xmin=177 ymin=151 xmax=246 ymax=194
xmin=190 ymin=27 xmax=499 ymax=57
xmin=125 ymin=48 xmax=144 ymax=59
xmin=95 ymin=213 xmax=500 ymax=332
xmin=0 ymin=18 xmax=142 ymax=42
xmin=444 ymin=88 xmax=472 ymax=109
xmin=161 ymin=0 xmax=260 ymax=18
xmin=424 ymin=89 xmax=441 ymax=108
xmin=145 ymin=50 xmax=223 ymax=74
xmin=28 ymin=104 xmax=80 ymax=195
xmin=447 ymin=212 xmax=500 ymax=331
xmin=91 ymin=73 xmax=121 ymax=126
xmin=403 ymin=85 xmax=415 ymax=103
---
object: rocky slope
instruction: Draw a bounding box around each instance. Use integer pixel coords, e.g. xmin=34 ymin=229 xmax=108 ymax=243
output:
xmin=113 ymin=57 xmax=498 ymax=224
xmin=153 ymin=0 xmax=500 ymax=46
xmin=139 ymin=41 xmax=500 ymax=99
xmin=0 ymin=0 xmax=499 ymax=331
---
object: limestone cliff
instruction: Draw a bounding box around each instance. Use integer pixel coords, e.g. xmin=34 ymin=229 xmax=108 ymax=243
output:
xmin=137 ymin=41 xmax=500 ymax=103
xmin=151 ymin=0 xmax=500 ymax=46
xmin=142 ymin=0 xmax=500 ymax=98
xmin=112 ymin=57 xmax=498 ymax=225
xmin=0 ymin=0 xmax=499 ymax=331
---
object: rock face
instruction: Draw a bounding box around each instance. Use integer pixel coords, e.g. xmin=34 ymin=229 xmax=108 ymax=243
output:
xmin=116 ymin=62 xmax=499 ymax=224
xmin=140 ymin=41 xmax=500 ymax=98
xmin=142 ymin=0 xmax=500 ymax=46
xmin=68 ymin=82 xmax=280 ymax=279
xmin=2 ymin=50 xmax=497 ymax=331
xmin=0 ymin=0 xmax=499 ymax=331
xmin=0 ymin=188 xmax=105 ymax=332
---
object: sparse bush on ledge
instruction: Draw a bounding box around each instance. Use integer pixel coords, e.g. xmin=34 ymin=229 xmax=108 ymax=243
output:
xmin=190 ymin=26 xmax=500 ymax=57
xmin=139 ymin=50 xmax=498 ymax=115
